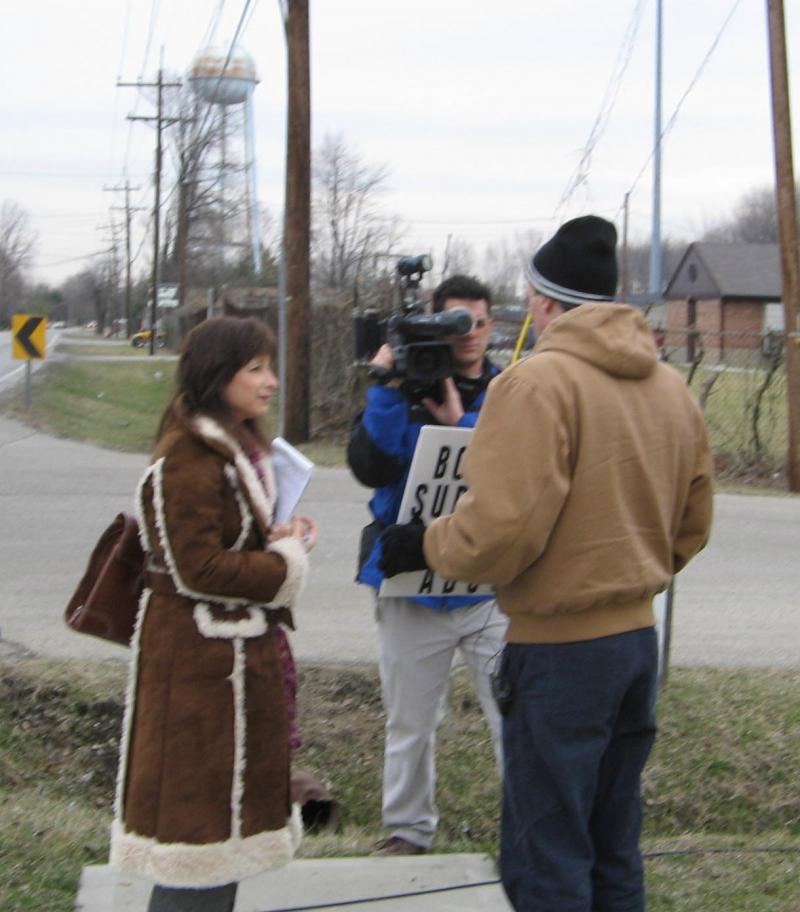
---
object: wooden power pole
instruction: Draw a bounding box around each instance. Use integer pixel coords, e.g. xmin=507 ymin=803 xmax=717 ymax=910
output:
xmin=766 ymin=0 xmax=800 ymax=491
xmin=105 ymin=180 xmax=144 ymax=338
xmin=119 ymin=68 xmax=182 ymax=355
xmin=283 ymin=0 xmax=312 ymax=443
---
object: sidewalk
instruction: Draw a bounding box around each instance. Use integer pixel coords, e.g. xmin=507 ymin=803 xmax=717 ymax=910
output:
xmin=77 ymin=855 xmax=511 ymax=911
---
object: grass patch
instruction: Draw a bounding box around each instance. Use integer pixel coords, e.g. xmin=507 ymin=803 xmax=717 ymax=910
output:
xmin=1 ymin=659 xmax=798 ymax=911
xmin=681 ymin=364 xmax=789 ymax=479
xmin=1 ymin=344 xmax=795 ymax=484
xmin=0 ymin=357 xmax=348 ymax=465
xmin=55 ymin=342 xmax=154 ymax=357
xmin=0 ymin=359 xmax=175 ymax=451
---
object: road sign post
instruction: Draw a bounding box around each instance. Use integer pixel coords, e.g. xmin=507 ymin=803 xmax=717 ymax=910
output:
xmin=11 ymin=314 xmax=47 ymax=408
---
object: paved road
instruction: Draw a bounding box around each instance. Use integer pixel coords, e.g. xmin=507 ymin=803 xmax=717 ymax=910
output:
xmin=0 ymin=414 xmax=797 ymax=668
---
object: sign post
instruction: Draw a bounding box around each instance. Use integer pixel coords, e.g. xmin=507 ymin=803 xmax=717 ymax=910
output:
xmin=11 ymin=314 xmax=47 ymax=408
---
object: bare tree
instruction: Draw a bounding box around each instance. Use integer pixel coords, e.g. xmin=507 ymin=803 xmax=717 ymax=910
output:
xmin=312 ymin=134 xmax=404 ymax=291
xmin=0 ymin=200 xmax=36 ymax=325
xmin=621 ymin=238 xmax=685 ymax=294
xmin=440 ymin=236 xmax=476 ymax=279
xmin=161 ymin=87 xmax=232 ymax=294
xmin=702 ymin=184 xmax=799 ymax=244
xmin=481 ymin=230 xmax=542 ymax=305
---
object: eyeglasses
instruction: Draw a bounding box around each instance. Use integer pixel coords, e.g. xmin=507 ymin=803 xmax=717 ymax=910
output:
xmin=472 ymin=318 xmax=490 ymax=329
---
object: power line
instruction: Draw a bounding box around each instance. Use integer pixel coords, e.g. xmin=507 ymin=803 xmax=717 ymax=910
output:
xmin=190 ymin=0 xmax=258 ymax=143
xmin=553 ymin=0 xmax=648 ymax=220
xmin=617 ymin=0 xmax=744 ymax=218
xmin=139 ymin=0 xmax=163 ymax=79
xmin=201 ymin=0 xmax=228 ymax=48
xmin=107 ymin=0 xmax=134 ymax=182
xmin=0 ymin=171 xmax=148 ymax=179
xmin=35 ymin=250 xmax=113 ymax=268
xmin=409 ymin=216 xmax=558 ymax=226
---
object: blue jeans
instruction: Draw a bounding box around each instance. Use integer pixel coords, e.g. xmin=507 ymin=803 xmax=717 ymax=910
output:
xmin=499 ymin=629 xmax=658 ymax=912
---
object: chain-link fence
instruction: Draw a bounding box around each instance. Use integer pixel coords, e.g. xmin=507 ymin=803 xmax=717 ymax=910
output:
xmin=309 ymin=301 xmax=789 ymax=481
xmin=661 ymin=329 xmax=788 ymax=480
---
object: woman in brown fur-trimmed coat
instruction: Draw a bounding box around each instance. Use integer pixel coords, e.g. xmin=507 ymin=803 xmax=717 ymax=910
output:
xmin=110 ymin=317 xmax=317 ymax=912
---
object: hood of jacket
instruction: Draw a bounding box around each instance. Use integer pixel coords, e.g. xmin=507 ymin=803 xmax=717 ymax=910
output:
xmin=535 ymin=302 xmax=658 ymax=380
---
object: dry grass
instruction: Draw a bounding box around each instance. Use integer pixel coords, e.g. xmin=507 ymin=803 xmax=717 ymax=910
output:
xmin=1 ymin=656 xmax=798 ymax=910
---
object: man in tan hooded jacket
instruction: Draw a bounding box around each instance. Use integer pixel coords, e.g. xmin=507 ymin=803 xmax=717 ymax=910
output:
xmin=379 ymin=216 xmax=713 ymax=912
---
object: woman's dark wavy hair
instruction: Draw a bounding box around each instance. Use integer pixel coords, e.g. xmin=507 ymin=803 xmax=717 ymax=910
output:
xmin=157 ymin=316 xmax=277 ymax=449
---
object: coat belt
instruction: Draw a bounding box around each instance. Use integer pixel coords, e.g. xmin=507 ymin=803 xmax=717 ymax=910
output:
xmin=144 ymin=570 xmax=294 ymax=629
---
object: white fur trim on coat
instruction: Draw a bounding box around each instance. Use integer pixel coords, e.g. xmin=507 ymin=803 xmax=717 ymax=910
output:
xmin=192 ymin=604 xmax=269 ymax=639
xmin=266 ymin=536 xmax=308 ymax=608
xmin=223 ymin=463 xmax=253 ymax=551
xmin=148 ymin=457 xmax=243 ymax=608
xmin=113 ymin=587 xmax=152 ymax=819
xmin=229 ymin=639 xmax=246 ymax=839
xmin=110 ymin=805 xmax=303 ymax=888
xmin=192 ymin=416 xmax=276 ymax=530
xmin=134 ymin=466 xmax=156 ymax=554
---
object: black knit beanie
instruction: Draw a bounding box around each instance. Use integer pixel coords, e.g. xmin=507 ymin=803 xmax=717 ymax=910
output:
xmin=526 ymin=215 xmax=618 ymax=308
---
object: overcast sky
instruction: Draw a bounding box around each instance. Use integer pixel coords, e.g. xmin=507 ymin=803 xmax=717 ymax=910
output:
xmin=0 ymin=0 xmax=795 ymax=286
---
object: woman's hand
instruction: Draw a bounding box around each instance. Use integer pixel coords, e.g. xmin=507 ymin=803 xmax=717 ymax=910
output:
xmin=268 ymin=515 xmax=318 ymax=552
xmin=292 ymin=515 xmax=318 ymax=552
xmin=267 ymin=522 xmax=293 ymax=543
xmin=292 ymin=516 xmax=319 ymax=551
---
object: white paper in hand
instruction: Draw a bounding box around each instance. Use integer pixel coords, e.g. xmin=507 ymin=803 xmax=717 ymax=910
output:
xmin=271 ymin=437 xmax=314 ymax=523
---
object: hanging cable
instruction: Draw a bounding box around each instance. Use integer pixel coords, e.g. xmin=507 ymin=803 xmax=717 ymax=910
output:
xmin=201 ymin=0 xmax=227 ymax=49
xmin=196 ymin=0 xmax=256 ymax=144
xmin=139 ymin=0 xmax=163 ymax=79
xmin=106 ymin=0 xmax=134 ymax=182
xmin=616 ymin=0 xmax=743 ymax=219
xmin=553 ymin=0 xmax=648 ymax=220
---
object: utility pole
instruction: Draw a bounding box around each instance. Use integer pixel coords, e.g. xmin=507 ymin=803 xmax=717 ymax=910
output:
xmin=621 ymin=192 xmax=631 ymax=299
xmin=648 ymin=0 xmax=663 ymax=308
xmin=282 ymin=0 xmax=311 ymax=443
xmin=119 ymin=67 xmax=182 ymax=355
xmin=766 ymin=0 xmax=800 ymax=492
xmin=105 ymin=181 xmax=143 ymax=338
xmin=95 ymin=225 xmax=122 ymax=334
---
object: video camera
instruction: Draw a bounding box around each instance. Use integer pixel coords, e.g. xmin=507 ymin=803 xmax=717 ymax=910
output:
xmin=353 ymin=254 xmax=473 ymax=402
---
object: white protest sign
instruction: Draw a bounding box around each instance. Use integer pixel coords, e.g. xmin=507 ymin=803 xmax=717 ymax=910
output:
xmin=379 ymin=425 xmax=494 ymax=599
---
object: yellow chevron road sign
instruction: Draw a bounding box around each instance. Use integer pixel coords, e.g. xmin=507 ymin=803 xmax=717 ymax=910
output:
xmin=12 ymin=314 xmax=47 ymax=360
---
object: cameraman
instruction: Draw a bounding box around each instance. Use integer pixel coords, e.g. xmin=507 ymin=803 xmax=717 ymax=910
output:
xmin=348 ymin=274 xmax=507 ymax=856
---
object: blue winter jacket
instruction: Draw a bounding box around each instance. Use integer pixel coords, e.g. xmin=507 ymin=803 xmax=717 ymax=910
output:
xmin=347 ymin=361 xmax=499 ymax=610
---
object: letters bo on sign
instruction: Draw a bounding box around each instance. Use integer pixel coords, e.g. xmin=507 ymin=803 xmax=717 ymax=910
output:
xmin=379 ymin=426 xmax=493 ymax=599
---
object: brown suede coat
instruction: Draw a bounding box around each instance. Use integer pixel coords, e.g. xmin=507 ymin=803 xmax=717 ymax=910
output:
xmin=424 ymin=303 xmax=713 ymax=643
xmin=110 ymin=415 xmax=308 ymax=888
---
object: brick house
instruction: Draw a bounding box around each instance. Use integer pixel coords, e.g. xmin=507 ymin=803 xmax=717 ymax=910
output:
xmin=663 ymin=242 xmax=782 ymax=364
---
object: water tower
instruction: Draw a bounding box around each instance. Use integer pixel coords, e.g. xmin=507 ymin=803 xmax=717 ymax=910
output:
xmin=189 ymin=47 xmax=263 ymax=274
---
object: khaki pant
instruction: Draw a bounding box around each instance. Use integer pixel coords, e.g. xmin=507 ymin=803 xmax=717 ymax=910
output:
xmin=375 ymin=596 xmax=507 ymax=848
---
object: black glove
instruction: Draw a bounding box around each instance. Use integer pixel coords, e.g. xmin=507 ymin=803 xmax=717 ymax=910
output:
xmin=378 ymin=518 xmax=428 ymax=578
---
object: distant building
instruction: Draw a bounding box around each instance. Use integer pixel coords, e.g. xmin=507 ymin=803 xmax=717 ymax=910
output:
xmin=663 ymin=242 xmax=783 ymax=363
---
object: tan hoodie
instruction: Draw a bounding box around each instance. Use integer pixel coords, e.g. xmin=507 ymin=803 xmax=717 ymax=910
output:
xmin=423 ymin=303 xmax=713 ymax=644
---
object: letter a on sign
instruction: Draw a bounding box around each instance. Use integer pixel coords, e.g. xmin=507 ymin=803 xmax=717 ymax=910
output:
xmin=12 ymin=314 xmax=47 ymax=360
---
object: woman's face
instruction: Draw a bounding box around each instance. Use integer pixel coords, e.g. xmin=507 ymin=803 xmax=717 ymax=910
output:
xmin=223 ymin=354 xmax=278 ymax=422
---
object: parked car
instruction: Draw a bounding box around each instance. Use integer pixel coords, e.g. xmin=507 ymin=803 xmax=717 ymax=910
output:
xmin=131 ymin=330 xmax=166 ymax=349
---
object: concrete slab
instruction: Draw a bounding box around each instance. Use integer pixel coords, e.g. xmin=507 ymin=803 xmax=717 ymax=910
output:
xmin=77 ymin=855 xmax=511 ymax=911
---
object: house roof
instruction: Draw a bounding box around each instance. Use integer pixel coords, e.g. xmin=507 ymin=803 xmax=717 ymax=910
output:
xmin=664 ymin=242 xmax=782 ymax=300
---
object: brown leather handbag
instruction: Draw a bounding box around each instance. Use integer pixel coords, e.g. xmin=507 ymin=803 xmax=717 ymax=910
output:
xmin=65 ymin=513 xmax=145 ymax=647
